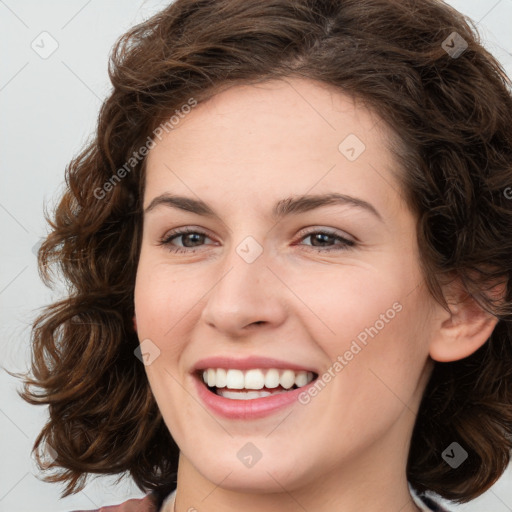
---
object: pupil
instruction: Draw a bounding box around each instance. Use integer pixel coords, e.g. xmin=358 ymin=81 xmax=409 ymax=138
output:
xmin=184 ymin=233 xmax=203 ymax=247
xmin=313 ymin=233 xmax=332 ymax=246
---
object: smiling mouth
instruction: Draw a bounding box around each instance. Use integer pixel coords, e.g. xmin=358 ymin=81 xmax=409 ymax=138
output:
xmin=195 ymin=368 xmax=319 ymax=400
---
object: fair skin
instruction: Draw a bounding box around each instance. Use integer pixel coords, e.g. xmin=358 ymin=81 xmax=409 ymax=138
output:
xmin=133 ymin=77 xmax=498 ymax=512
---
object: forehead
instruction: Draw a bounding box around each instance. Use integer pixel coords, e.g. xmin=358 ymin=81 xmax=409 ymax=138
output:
xmin=148 ymin=78 xmax=385 ymax=159
xmin=144 ymin=78 xmax=402 ymax=215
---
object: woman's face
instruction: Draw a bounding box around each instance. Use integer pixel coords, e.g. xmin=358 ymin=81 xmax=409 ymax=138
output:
xmin=134 ymin=78 xmax=437 ymax=496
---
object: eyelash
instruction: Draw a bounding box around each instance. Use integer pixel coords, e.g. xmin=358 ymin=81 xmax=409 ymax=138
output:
xmin=158 ymin=227 xmax=355 ymax=254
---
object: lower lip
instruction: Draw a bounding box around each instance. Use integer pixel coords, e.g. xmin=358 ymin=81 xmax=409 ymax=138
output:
xmin=193 ymin=374 xmax=316 ymax=420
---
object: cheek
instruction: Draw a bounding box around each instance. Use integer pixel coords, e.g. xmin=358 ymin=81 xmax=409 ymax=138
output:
xmin=327 ymin=287 xmax=430 ymax=420
xmin=134 ymin=257 xmax=194 ymax=339
xmin=290 ymin=260 xmax=428 ymax=401
xmin=287 ymin=261 xmax=415 ymax=348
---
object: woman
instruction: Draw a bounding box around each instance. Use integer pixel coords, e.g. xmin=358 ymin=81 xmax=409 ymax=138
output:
xmin=17 ymin=0 xmax=512 ymax=511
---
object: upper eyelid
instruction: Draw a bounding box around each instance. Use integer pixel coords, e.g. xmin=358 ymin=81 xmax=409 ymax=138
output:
xmin=160 ymin=226 xmax=355 ymax=246
xmin=161 ymin=226 xmax=214 ymax=241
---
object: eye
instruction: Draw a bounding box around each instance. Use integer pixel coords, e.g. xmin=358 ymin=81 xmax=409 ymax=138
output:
xmin=295 ymin=229 xmax=355 ymax=252
xmin=158 ymin=227 xmax=355 ymax=254
xmin=158 ymin=227 xmax=215 ymax=254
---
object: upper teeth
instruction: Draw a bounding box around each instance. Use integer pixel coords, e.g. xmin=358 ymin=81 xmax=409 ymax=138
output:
xmin=201 ymin=368 xmax=315 ymax=390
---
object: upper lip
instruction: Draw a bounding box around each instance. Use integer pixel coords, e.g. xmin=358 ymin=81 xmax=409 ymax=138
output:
xmin=192 ymin=356 xmax=319 ymax=374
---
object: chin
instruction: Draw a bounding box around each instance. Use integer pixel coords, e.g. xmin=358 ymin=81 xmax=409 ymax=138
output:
xmin=189 ymin=452 xmax=312 ymax=493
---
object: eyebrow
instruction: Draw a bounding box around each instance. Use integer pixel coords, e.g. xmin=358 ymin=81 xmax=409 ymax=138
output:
xmin=144 ymin=192 xmax=383 ymax=223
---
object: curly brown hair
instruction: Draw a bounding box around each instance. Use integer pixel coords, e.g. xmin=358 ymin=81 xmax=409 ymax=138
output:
xmin=13 ymin=0 xmax=512 ymax=506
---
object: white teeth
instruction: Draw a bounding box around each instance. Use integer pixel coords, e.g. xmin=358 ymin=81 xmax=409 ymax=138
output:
xmin=295 ymin=371 xmax=309 ymax=387
xmin=244 ymin=369 xmax=265 ymax=390
xmin=200 ymin=368 xmax=315 ymax=391
xmin=226 ymin=369 xmax=245 ymax=389
xmin=216 ymin=368 xmax=227 ymax=388
xmin=217 ymin=389 xmax=288 ymax=400
xmin=207 ymin=368 xmax=216 ymax=387
xmin=265 ymin=369 xmax=280 ymax=388
xmin=280 ymin=369 xmax=296 ymax=389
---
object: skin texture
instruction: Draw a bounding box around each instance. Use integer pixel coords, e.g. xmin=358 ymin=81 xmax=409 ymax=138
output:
xmin=134 ymin=78 xmax=498 ymax=512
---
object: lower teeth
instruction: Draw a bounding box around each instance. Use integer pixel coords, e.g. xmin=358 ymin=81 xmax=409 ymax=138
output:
xmin=215 ymin=388 xmax=294 ymax=400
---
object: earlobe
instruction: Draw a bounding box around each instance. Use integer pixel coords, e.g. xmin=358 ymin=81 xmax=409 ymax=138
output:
xmin=429 ymin=287 xmax=500 ymax=363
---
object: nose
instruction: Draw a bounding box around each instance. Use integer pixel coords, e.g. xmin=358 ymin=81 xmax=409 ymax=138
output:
xmin=199 ymin=242 xmax=288 ymax=336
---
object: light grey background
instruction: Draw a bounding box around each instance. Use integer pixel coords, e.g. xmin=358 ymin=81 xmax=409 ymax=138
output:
xmin=1 ymin=1 xmax=511 ymax=511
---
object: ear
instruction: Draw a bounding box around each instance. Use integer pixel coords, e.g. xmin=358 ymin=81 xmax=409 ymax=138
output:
xmin=429 ymin=278 xmax=500 ymax=362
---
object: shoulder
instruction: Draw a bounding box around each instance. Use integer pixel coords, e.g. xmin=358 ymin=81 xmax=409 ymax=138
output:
xmin=71 ymin=488 xmax=452 ymax=512
xmin=417 ymin=495 xmax=453 ymax=512
xmin=409 ymin=485 xmax=453 ymax=512
xmin=69 ymin=494 xmax=158 ymax=512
